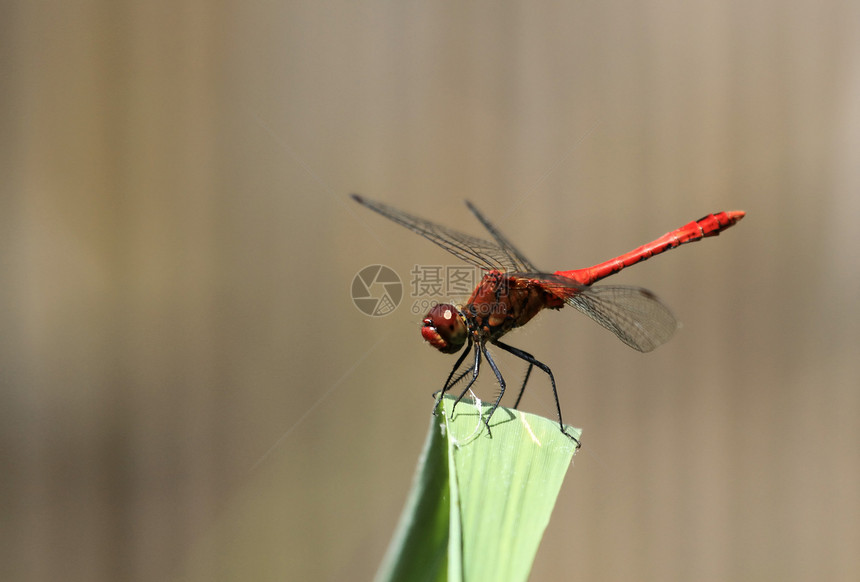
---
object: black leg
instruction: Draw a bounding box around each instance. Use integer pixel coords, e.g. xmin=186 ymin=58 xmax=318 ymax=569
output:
xmin=493 ymin=340 xmax=581 ymax=448
xmin=443 ymin=361 xmax=474 ymax=395
xmin=431 ymin=365 xmax=473 ymax=407
xmin=445 ymin=342 xmax=482 ymax=418
xmin=480 ymin=345 xmax=507 ymax=437
xmin=494 ymin=341 xmax=538 ymax=409
xmin=512 ymin=362 xmax=534 ymax=410
xmin=451 ymin=343 xmax=481 ymax=410
xmin=431 ymin=337 xmax=473 ymax=416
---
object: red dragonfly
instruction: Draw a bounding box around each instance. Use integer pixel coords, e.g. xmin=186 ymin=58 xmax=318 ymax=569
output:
xmin=352 ymin=194 xmax=744 ymax=446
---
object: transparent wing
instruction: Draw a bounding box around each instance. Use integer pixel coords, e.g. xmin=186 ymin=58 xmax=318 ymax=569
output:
xmin=500 ymin=273 xmax=677 ymax=352
xmin=464 ymin=201 xmax=538 ymax=271
xmin=563 ymin=285 xmax=679 ymax=352
xmin=352 ymin=194 xmax=535 ymax=272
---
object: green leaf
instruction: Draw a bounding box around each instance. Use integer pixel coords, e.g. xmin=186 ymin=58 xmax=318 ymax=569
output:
xmin=375 ymin=396 xmax=581 ymax=582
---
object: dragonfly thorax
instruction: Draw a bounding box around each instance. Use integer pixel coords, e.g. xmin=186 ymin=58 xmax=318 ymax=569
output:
xmin=421 ymin=304 xmax=467 ymax=354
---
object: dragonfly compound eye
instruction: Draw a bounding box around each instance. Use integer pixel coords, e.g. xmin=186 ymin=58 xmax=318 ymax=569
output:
xmin=421 ymin=304 xmax=467 ymax=354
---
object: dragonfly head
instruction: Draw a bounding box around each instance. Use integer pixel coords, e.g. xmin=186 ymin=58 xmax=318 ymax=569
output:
xmin=422 ymin=304 xmax=467 ymax=354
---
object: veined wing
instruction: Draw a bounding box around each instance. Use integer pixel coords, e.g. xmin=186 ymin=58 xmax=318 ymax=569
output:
xmin=464 ymin=201 xmax=538 ymax=272
xmin=352 ymin=194 xmax=533 ymax=272
xmin=528 ymin=273 xmax=678 ymax=352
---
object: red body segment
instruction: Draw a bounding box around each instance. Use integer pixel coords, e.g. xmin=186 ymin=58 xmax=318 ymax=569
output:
xmin=555 ymin=211 xmax=745 ymax=286
xmin=461 ymin=271 xmax=565 ymax=340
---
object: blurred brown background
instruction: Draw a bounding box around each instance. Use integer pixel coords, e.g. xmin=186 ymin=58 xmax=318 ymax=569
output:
xmin=2 ymin=1 xmax=859 ymax=581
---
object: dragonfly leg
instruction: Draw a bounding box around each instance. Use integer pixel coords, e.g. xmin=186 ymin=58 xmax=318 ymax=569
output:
xmin=431 ymin=338 xmax=473 ymax=416
xmin=494 ymin=340 xmax=581 ymax=448
xmin=449 ymin=343 xmax=482 ymax=418
xmin=432 ymin=366 xmax=472 ymax=412
xmin=495 ymin=342 xmax=537 ymax=409
xmin=480 ymin=345 xmax=507 ymax=438
xmin=511 ymin=362 xmax=534 ymax=410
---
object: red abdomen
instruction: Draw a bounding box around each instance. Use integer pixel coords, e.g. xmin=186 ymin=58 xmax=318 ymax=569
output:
xmin=555 ymin=210 xmax=745 ymax=285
